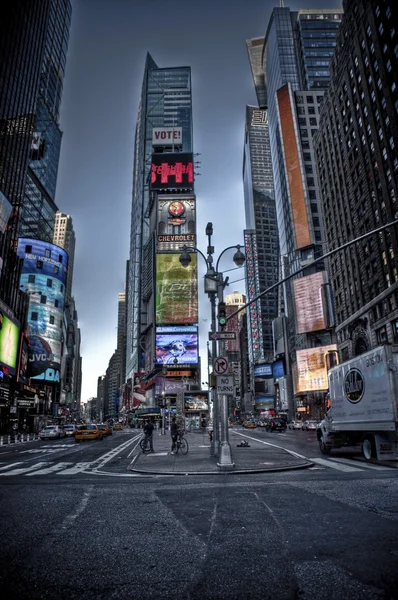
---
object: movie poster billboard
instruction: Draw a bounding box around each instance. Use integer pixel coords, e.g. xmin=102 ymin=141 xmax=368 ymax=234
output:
xmin=157 ymin=195 xmax=196 ymax=252
xmin=156 ymin=326 xmax=198 ymax=365
xmin=184 ymin=391 xmax=208 ymax=412
xmin=156 ymin=254 xmax=198 ymax=325
xmin=294 ymin=272 xmax=327 ymax=333
xmin=295 ymin=344 xmax=338 ymax=393
xmin=133 ymin=373 xmax=146 ymax=407
xmin=151 ymin=153 xmax=194 ymax=191
xmin=17 ymin=239 xmax=68 ymax=375
xmin=0 ymin=311 xmax=20 ymax=375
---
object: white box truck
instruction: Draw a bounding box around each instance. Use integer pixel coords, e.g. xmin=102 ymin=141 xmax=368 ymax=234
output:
xmin=317 ymin=345 xmax=398 ymax=461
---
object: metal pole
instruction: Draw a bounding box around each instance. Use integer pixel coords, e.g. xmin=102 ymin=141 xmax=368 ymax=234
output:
xmin=210 ymin=293 xmax=219 ymax=457
xmin=216 ymin=277 xmax=234 ymax=470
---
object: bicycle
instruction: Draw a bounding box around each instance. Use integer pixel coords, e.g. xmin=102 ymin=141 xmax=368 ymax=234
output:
xmin=139 ymin=434 xmax=153 ymax=454
xmin=175 ymin=431 xmax=189 ymax=455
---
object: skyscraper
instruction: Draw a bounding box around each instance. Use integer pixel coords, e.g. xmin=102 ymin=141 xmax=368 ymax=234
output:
xmin=315 ymin=0 xmax=398 ymax=360
xmin=53 ymin=212 xmax=75 ymax=301
xmin=126 ymin=55 xmax=194 ymax=382
xmin=260 ymin=7 xmax=342 ymax=420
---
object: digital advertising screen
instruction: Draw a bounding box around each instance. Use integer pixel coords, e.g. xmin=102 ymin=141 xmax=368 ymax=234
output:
xmin=156 ymin=253 xmax=198 ymax=325
xmin=0 ymin=312 xmax=20 ymax=375
xmin=17 ymin=238 xmax=68 ymax=285
xmin=273 ymin=359 xmax=285 ymax=380
xmin=295 ymin=344 xmax=338 ymax=393
xmin=184 ymin=392 xmax=209 ymax=412
xmin=155 ymin=331 xmax=198 ymax=365
xmin=294 ymin=272 xmax=327 ymax=333
xmin=254 ymin=363 xmax=273 ymax=377
xmin=157 ymin=195 xmax=196 ymax=251
xmin=151 ymin=153 xmax=194 ymax=191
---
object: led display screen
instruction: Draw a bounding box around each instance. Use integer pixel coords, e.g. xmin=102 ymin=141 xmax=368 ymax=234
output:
xmin=184 ymin=392 xmax=208 ymax=412
xmin=156 ymin=253 xmax=198 ymax=325
xmin=155 ymin=332 xmax=198 ymax=365
xmin=151 ymin=153 xmax=194 ymax=190
xmin=294 ymin=272 xmax=327 ymax=333
xmin=254 ymin=363 xmax=272 ymax=377
xmin=0 ymin=312 xmax=20 ymax=374
xmin=273 ymin=359 xmax=285 ymax=379
xmin=295 ymin=344 xmax=338 ymax=393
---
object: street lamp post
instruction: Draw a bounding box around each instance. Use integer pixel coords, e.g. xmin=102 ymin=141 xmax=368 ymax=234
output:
xmin=179 ymin=223 xmax=245 ymax=467
xmin=161 ymin=364 xmax=167 ymax=435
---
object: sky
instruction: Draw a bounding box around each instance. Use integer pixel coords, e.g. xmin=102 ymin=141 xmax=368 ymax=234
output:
xmin=55 ymin=0 xmax=342 ymax=402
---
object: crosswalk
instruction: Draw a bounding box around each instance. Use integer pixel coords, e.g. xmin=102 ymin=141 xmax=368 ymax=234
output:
xmin=0 ymin=460 xmax=94 ymax=476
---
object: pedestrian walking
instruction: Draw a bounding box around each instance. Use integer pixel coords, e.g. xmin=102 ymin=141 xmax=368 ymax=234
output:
xmin=170 ymin=416 xmax=178 ymax=454
xmin=143 ymin=419 xmax=154 ymax=452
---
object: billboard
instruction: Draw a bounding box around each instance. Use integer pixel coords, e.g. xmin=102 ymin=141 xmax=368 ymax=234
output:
xmin=254 ymin=363 xmax=272 ymax=377
xmin=157 ymin=195 xmax=196 ymax=251
xmin=0 ymin=191 xmax=13 ymax=234
xmin=277 ymin=84 xmax=311 ymax=249
xmin=0 ymin=312 xmax=20 ymax=375
xmin=17 ymin=239 xmax=68 ymax=374
xmin=156 ymin=253 xmax=198 ymax=325
xmin=244 ymin=230 xmax=264 ymax=364
xmin=155 ymin=329 xmax=198 ymax=365
xmin=225 ymin=305 xmax=241 ymax=353
xmin=184 ymin=392 xmax=209 ymax=412
xmin=273 ymin=359 xmax=285 ymax=379
xmin=294 ymin=272 xmax=327 ymax=333
xmin=151 ymin=153 xmax=194 ymax=191
xmin=152 ymin=127 xmax=182 ymax=147
xmin=295 ymin=344 xmax=338 ymax=393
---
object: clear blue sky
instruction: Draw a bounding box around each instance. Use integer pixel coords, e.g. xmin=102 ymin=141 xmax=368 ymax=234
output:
xmin=55 ymin=0 xmax=342 ymax=402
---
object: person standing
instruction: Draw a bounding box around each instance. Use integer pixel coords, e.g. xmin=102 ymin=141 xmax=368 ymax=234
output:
xmin=170 ymin=416 xmax=178 ymax=454
xmin=143 ymin=419 xmax=154 ymax=452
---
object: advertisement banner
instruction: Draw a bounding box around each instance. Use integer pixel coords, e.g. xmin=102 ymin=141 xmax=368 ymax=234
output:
xmin=254 ymin=363 xmax=272 ymax=377
xmin=244 ymin=230 xmax=264 ymax=364
xmin=151 ymin=153 xmax=194 ymax=191
xmin=184 ymin=392 xmax=208 ymax=412
xmin=295 ymin=344 xmax=338 ymax=393
xmin=0 ymin=312 xmax=20 ymax=375
xmin=157 ymin=195 xmax=196 ymax=251
xmin=294 ymin=272 xmax=327 ymax=333
xmin=156 ymin=332 xmax=198 ymax=365
xmin=152 ymin=127 xmax=182 ymax=147
xmin=156 ymin=253 xmax=198 ymax=325
xmin=133 ymin=373 xmax=146 ymax=407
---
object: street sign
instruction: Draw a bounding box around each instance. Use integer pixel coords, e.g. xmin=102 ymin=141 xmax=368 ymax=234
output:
xmin=208 ymin=331 xmax=236 ymax=341
xmin=216 ymin=376 xmax=234 ymax=396
xmin=214 ymin=357 xmax=229 ymax=375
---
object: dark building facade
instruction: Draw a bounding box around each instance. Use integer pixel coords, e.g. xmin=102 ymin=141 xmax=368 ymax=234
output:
xmin=315 ymin=0 xmax=398 ymax=360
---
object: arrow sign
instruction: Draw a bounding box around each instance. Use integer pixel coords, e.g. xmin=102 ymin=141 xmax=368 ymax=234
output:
xmin=214 ymin=357 xmax=229 ymax=375
xmin=209 ymin=331 xmax=236 ymax=341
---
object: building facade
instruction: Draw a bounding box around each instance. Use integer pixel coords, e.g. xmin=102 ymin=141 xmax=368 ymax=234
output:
xmin=315 ymin=0 xmax=398 ymax=360
xmin=53 ymin=212 xmax=75 ymax=301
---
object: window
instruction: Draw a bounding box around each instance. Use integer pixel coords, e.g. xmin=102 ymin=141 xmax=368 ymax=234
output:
xmin=49 ymin=316 xmax=55 ymax=325
xmin=36 ymin=260 xmax=43 ymax=269
xmin=376 ymin=325 xmax=388 ymax=343
xmin=28 ymin=274 xmax=35 ymax=283
xmin=46 ymin=279 xmax=53 ymax=288
xmin=54 ymin=266 xmax=59 ymax=275
xmin=25 ymin=245 xmax=32 ymax=253
xmin=300 ymin=129 xmax=308 ymax=138
xmin=58 ymin=254 xmax=63 ymax=263
xmin=55 ymin=299 xmax=59 ymax=308
xmin=310 ymin=118 xmax=317 ymax=126
xmin=45 ymin=249 xmax=51 ymax=258
xmin=31 ymin=312 xmax=38 ymax=321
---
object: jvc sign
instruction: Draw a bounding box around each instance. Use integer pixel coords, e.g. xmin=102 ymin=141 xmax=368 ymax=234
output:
xmin=216 ymin=376 xmax=234 ymax=396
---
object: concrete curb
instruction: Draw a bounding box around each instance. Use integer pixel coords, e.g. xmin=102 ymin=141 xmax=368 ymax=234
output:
xmin=127 ymin=460 xmax=314 ymax=476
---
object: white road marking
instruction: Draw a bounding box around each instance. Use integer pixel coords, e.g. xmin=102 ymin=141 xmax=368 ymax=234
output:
xmin=323 ymin=456 xmax=391 ymax=471
xmin=94 ymin=435 xmax=141 ymax=469
xmin=0 ymin=462 xmax=24 ymax=471
xmin=309 ymin=458 xmax=362 ymax=472
xmin=57 ymin=462 xmax=93 ymax=475
xmin=231 ymin=430 xmax=308 ymax=460
xmin=25 ymin=462 xmax=74 ymax=476
xmin=62 ymin=485 xmax=94 ymax=526
xmin=0 ymin=462 xmax=51 ymax=476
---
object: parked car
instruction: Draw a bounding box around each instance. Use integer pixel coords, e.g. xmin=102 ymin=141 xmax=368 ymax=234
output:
xmin=98 ymin=423 xmax=113 ymax=436
xmin=75 ymin=424 xmax=103 ymax=441
xmin=288 ymin=420 xmax=304 ymax=430
xmin=39 ymin=425 xmax=66 ymax=440
xmin=63 ymin=424 xmax=77 ymax=437
xmin=304 ymin=420 xmax=319 ymax=431
xmin=265 ymin=418 xmax=287 ymax=432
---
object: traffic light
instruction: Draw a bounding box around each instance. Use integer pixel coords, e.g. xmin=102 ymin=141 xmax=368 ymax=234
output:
xmin=218 ymin=301 xmax=227 ymax=329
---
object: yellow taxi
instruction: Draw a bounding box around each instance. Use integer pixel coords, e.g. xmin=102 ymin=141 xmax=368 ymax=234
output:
xmin=75 ymin=424 xmax=104 ymax=441
xmin=243 ymin=421 xmax=257 ymax=429
xmin=113 ymin=423 xmax=123 ymax=431
xmin=98 ymin=423 xmax=113 ymax=436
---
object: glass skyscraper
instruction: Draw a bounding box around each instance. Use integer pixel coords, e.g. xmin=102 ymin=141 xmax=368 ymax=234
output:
xmin=126 ymin=54 xmax=193 ymax=381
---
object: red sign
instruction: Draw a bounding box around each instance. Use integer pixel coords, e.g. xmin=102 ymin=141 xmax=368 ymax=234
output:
xmin=151 ymin=153 xmax=194 ymax=190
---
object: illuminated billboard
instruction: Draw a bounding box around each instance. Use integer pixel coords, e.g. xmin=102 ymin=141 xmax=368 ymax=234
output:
xmin=184 ymin=392 xmax=208 ymax=412
xmin=0 ymin=312 xmax=20 ymax=375
xmin=17 ymin=239 xmax=68 ymax=374
xmin=151 ymin=153 xmax=194 ymax=191
xmin=155 ymin=328 xmax=198 ymax=365
xmin=294 ymin=272 xmax=327 ymax=333
xmin=157 ymin=195 xmax=196 ymax=251
xmin=156 ymin=253 xmax=198 ymax=325
xmin=295 ymin=344 xmax=338 ymax=393
xmin=244 ymin=230 xmax=264 ymax=364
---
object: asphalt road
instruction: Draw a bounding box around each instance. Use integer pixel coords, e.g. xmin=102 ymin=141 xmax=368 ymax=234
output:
xmin=0 ymin=429 xmax=397 ymax=600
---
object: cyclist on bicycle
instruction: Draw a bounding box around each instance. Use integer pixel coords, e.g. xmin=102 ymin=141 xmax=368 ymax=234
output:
xmin=143 ymin=419 xmax=154 ymax=452
xmin=170 ymin=416 xmax=179 ymax=454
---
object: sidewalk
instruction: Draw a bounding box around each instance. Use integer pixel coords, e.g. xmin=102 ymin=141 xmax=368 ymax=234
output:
xmin=128 ymin=429 xmax=313 ymax=475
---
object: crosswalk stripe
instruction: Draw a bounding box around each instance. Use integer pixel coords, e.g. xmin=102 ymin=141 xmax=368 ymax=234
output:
xmin=57 ymin=462 xmax=93 ymax=475
xmin=25 ymin=462 xmax=74 ymax=476
xmin=310 ymin=458 xmax=362 ymax=472
xmin=0 ymin=462 xmax=24 ymax=471
xmin=325 ymin=456 xmax=391 ymax=471
xmin=0 ymin=462 xmax=50 ymax=476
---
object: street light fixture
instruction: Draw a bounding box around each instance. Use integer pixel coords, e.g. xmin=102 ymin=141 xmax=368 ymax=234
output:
xmin=179 ymin=224 xmax=245 ymax=469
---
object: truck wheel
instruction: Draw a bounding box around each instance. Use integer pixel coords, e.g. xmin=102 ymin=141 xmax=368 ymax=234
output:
xmin=319 ymin=436 xmax=331 ymax=455
xmin=362 ymin=436 xmax=376 ymax=461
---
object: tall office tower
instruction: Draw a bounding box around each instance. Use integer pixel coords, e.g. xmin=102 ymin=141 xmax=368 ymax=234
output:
xmin=260 ymin=7 xmax=342 ymax=420
xmin=97 ymin=374 xmax=106 ymax=422
xmin=126 ymin=54 xmax=197 ymax=414
xmin=315 ymin=0 xmax=398 ymax=361
xmin=105 ymin=351 xmax=120 ymax=420
xmin=117 ymin=291 xmax=126 ymax=396
xmin=225 ymin=292 xmax=246 ymax=419
xmin=53 ymin=212 xmax=75 ymax=300
xmin=62 ymin=295 xmax=81 ymax=416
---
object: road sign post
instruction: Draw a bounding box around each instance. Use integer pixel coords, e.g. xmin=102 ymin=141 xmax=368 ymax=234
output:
xmin=209 ymin=331 xmax=236 ymax=341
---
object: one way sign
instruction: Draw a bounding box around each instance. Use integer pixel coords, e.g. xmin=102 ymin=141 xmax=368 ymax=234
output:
xmin=216 ymin=376 xmax=234 ymax=396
